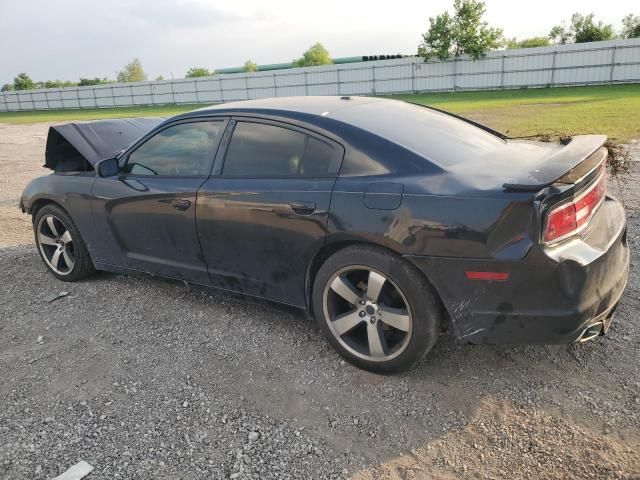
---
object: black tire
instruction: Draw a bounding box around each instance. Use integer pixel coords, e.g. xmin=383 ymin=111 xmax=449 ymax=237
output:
xmin=312 ymin=245 xmax=442 ymax=374
xmin=33 ymin=204 xmax=95 ymax=282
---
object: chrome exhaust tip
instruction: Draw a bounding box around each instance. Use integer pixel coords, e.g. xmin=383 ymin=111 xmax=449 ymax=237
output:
xmin=575 ymin=322 xmax=604 ymax=343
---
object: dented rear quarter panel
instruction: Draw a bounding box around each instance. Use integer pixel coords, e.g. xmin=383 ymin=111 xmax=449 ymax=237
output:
xmin=326 ymin=171 xmax=541 ymax=341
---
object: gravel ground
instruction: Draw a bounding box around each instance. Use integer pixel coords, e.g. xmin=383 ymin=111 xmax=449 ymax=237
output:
xmin=0 ymin=123 xmax=639 ymax=479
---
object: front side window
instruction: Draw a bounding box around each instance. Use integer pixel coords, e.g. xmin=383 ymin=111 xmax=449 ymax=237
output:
xmin=125 ymin=121 xmax=222 ymax=176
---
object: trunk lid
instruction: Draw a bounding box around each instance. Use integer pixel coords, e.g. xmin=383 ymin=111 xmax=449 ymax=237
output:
xmin=501 ymin=135 xmax=607 ymax=190
xmin=444 ymin=135 xmax=607 ymax=192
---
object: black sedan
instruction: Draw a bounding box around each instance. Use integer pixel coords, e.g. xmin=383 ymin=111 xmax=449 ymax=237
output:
xmin=20 ymin=96 xmax=629 ymax=373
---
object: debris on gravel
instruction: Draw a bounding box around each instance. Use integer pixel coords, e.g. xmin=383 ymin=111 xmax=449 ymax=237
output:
xmin=52 ymin=461 xmax=93 ymax=480
xmin=43 ymin=291 xmax=69 ymax=303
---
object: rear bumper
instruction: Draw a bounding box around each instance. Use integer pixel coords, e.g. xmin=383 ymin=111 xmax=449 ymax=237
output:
xmin=406 ymin=195 xmax=629 ymax=345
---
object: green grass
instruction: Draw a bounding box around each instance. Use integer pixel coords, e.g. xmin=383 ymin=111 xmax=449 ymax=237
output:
xmin=0 ymin=104 xmax=201 ymax=124
xmin=390 ymin=84 xmax=640 ymax=142
xmin=1 ymin=84 xmax=639 ymax=141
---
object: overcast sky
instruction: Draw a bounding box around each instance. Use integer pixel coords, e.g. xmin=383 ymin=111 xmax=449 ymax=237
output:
xmin=0 ymin=0 xmax=636 ymax=83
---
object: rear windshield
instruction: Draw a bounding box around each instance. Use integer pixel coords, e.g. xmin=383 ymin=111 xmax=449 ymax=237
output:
xmin=333 ymin=100 xmax=505 ymax=167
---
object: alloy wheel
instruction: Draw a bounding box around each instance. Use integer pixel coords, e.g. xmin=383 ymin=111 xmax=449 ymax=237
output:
xmin=37 ymin=214 xmax=75 ymax=275
xmin=322 ymin=265 xmax=413 ymax=362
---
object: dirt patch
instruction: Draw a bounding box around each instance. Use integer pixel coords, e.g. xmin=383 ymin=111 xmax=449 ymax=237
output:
xmin=354 ymin=399 xmax=639 ymax=480
xmin=0 ymin=123 xmax=50 ymax=246
xmin=0 ymin=205 xmax=33 ymax=247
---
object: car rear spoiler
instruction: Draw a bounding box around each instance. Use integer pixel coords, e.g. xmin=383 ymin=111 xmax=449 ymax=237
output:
xmin=44 ymin=117 xmax=164 ymax=171
xmin=503 ymin=135 xmax=607 ymax=191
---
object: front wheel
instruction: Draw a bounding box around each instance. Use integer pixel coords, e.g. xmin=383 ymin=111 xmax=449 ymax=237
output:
xmin=34 ymin=204 xmax=95 ymax=282
xmin=312 ymin=245 xmax=442 ymax=374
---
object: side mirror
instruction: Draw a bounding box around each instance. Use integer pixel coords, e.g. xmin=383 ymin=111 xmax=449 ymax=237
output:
xmin=96 ymin=158 xmax=119 ymax=177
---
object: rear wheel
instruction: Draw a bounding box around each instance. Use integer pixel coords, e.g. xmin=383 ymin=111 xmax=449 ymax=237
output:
xmin=34 ymin=205 xmax=95 ymax=282
xmin=312 ymin=245 xmax=442 ymax=373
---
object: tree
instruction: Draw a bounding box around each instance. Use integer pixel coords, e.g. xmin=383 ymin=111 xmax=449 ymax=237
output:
xmin=155 ymin=75 xmax=165 ymax=81
xmin=572 ymin=13 xmax=614 ymax=43
xmin=621 ymin=14 xmax=640 ymax=39
xmin=417 ymin=0 xmax=503 ymax=61
xmin=13 ymin=73 xmax=35 ymax=90
xmin=549 ymin=24 xmax=572 ymax=44
xmin=293 ymin=43 xmax=332 ymax=67
xmin=79 ymin=77 xmax=110 ymax=86
xmin=550 ymin=13 xmax=615 ymax=44
xmin=504 ymin=36 xmax=550 ymax=49
xmin=185 ymin=67 xmax=213 ymax=78
xmin=117 ymin=58 xmax=147 ymax=83
xmin=39 ymin=80 xmax=77 ymax=88
xmin=243 ymin=60 xmax=258 ymax=73
xmin=1 ymin=83 xmax=14 ymax=92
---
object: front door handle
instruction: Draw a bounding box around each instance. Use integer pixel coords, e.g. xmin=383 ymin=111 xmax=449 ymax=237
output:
xmin=290 ymin=201 xmax=316 ymax=215
xmin=171 ymin=198 xmax=191 ymax=211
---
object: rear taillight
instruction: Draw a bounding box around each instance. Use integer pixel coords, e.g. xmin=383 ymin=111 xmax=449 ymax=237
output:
xmin=543 ymin=166 xmax=607 ymax=244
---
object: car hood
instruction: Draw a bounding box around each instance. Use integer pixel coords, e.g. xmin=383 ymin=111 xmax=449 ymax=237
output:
xmin=44 ymin=117 xmax=164 ymax=171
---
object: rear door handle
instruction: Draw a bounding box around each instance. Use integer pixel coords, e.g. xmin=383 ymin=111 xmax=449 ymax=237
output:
xmin=290 ymin=201 xmax=316 ymax=215
xmin=171 ymin=199 xmax=191 ymax=211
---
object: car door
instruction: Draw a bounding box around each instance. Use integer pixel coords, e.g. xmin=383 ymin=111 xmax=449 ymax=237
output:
xmin=91 ymin=118 xmax=227 ymax=283
xmin=196 ymin=118 xmax=344 ymax=307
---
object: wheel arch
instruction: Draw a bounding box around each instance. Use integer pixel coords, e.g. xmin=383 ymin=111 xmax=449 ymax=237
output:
xmin=305 ymin=238 xmax=452 ymax=332
xmin=29 ymin=197 xmax=68 ymax=222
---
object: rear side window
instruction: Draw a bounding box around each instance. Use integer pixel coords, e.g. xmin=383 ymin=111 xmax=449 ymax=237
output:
xmin=223 ymin=122 xmax=306 ymax=176
xmin=222 ymin=121 xmax=341 ymax=177
xmin=301 ymin=137 xmax=335 ymax=176
xmin=125 ymin=121 xmax=222 ymax=176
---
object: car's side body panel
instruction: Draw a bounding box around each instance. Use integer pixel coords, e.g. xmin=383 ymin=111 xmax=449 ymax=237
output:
xmin=195 ymin=116 xmax=343 ymax=307
xmin=197 ymin=177 xmax=335 ymax=306
xmin=328 ymin=176 xmax=536 ymax=259
xmin=90 ymin=176 xmax=210 ymax=283
xmin=84 ymin=117 xmax=229 ymax=282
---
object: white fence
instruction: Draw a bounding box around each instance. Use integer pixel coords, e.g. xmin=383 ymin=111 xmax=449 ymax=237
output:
xmin=1 ymin=38 xmax=639 ymax=112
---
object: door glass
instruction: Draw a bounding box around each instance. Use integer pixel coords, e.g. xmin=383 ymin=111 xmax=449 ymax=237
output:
xmin=222 ymin=122 xmax=307 ymax=176
xmin=300 ymin=136 xmax=336 ymax=176
xmin=125 ymin=121 xmax=222 ymax=176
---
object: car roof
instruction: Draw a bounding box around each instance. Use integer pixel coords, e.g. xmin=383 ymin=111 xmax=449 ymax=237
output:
xmin=187 ymin=96 xmax=506 ymax=169
xmin=193 ymin=95 xmax=385 ymax=117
